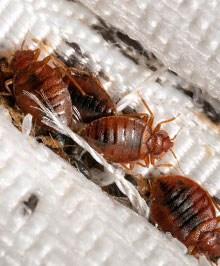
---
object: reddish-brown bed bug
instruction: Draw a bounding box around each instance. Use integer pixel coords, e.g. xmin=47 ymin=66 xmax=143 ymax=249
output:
xmin=3 ymin=40 xmax=73 ymax=128
xmin=149 ymin=175 xmax=220 ymax=264
xmin=64 ymin=68 xmax=116 ymax=123
xmin=79 ymin=92 xmax=179 ymax=170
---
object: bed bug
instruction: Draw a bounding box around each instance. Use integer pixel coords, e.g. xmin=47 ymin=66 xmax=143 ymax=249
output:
xmin=64 ymin=68 xmax=116 ymax=123
xmin=149 ymin=175 xmax=220 ymax=264
xmin=79 ymin=92 xmax=179 ymax=170
xmin=4 ymin=40 xmax=74 ymax=128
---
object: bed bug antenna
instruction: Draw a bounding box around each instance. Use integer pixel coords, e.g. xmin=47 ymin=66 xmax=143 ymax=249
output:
xmin=170 ymin=125 xmax=184 ymax=174
xmin=32 ymin=37 xmax=52 ymax=54
xmin=171 ymin=124 xmax=182 ymax=142
xmin=170 ymin=148 xmax=184 ymax=175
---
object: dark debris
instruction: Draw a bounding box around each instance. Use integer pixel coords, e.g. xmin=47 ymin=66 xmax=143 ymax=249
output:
xmin=92 ymin=17 xmax=162 ymax=71
xmin=176 ymin=84 xmax=220 ymax=124
xmin=23 ymin=193 xmax=39 ymax=215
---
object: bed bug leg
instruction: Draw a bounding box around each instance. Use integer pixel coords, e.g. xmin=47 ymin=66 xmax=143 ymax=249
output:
xmin=49 ymin=54 xmax=69 ymax=69
xmin=21 ymin=36 xmax=26 ymax=51
xmin=154 ymin=113 xmax=180 ymax=133
xmin=133 ymin=174 xmax=151 ymax=199
xmin=4 ymin=79 xmax=13 ymax=95
xmin=68 ymin=66 xmax=92 ymax=76
xmin=206 ymin=256 xmax=216 ymax=266
xmin=133 ymin=156 xmax=150 ymax=168
xmin=42 ymin=55 xmax=52 ymax=65
xmin=152 ymin=161 xmax=173 ymax=168
xmin=121 ymin=113 xmax=147 ymax=117
xmin=144 ymin=156 xmax=150 ymax=167
xmin=150 ymin=156 xmax=155 ymax=166
xmin=21 ymin=28 xmax=31 ymax=51
xmin=33 ymin=48 xmax=41 ymax=62
xmin=55 ymin=66 xmax=87 ymax=96
xmin=191 ymin=248 xmax=213 ymax=266
xmin=137 ymin=91 xmax=154 ymax=127
xmin=49 ymin=57 xmax=94 ymax=97
xmin=153 ymin=162 xmax=178 ymax=172
xmin=144 ymin=153 xmax=178 ymax=171
xmin=137 ymin=162 xmax=148 ymax=167
xmin=48 ymin=54 xmax=89 ymax=76
xmin=123 ymin=113 xmax=149 ymax=121
xmin=151 ymin=155 xmax=179 ymax=171
xmin=121 ymin=163 xmax=134 ymax=170
xmin=213 ymin=258 xmax=218 ymax=266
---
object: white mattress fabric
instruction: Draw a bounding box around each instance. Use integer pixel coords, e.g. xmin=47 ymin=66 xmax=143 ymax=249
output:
xmin=81 ymin=0 xmax=220 ymax=102
xmin=0 ymin=108 xmax=197 ymax=266
xmin=0 ymin=0 xmax=220 ymax=265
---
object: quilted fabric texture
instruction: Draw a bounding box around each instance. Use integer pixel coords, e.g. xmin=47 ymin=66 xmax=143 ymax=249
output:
xmin=0 ymin=0 xmax=220 ymax=266
xmin=81 ymin=0 xmax=220 ymax=102
xmin=0 ymin=111 xmax=197 ymax=266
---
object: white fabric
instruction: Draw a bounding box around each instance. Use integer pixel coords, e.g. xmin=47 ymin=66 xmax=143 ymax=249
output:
xmin=81 ymin=0 xmax=220 ymax=102
xmin=0 ymin=0 xmax=220 ymax=265
xmin=0 ymin=109 xmax=197 ymax=266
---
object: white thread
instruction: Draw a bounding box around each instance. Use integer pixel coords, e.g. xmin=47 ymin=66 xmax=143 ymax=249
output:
xmin=24 ymin=90 xmax=149 ymax=218
xmin=116 ymin=67 xmax=167 ymax=112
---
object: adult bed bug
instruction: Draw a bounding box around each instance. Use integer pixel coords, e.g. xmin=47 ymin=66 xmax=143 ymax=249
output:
xmin=2 ymin=33 xmax=117 ymax=129
xmin=4 ymin=40 xmax=74 ymax=128
xmin=65 ymin=69 xmax=116 ymax=123
xmin=149 ymin=175 xmax=220 ymax=264
xmin=79 ymin=92 xmax=179 ymax=170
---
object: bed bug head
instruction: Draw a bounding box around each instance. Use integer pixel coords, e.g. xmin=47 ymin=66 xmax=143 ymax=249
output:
xmin=196 ymin=231 xmax=220 ymax=263
xmin=10 ymin=50 xmax=35 ymax=72
xmin=146 ymin=119 xmax=183 ymax=173
xmin=146 ymin=130 xmax=174 ymax=159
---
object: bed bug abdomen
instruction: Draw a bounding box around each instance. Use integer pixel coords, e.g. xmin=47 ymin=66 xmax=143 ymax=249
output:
xmin=79 ymin=116 xmax=151 ymax=163
xmin=150 ymin=175 xmax=217 ymax=249
xmin=67 ymin=72 xmax=116 ymax=123
xmin=11 ymin=50 xmax=73 ymax=128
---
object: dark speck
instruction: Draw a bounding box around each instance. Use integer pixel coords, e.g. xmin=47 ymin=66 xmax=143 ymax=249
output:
xmin=23 ymin=193 xmax=39 ymax=215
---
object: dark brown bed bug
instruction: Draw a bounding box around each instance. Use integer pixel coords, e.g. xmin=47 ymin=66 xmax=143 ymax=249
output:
xmin=149 ymin=175 xmax=220 ymax=264
xmin=4 ymin=42 xmax=73 ymax=128
xmin=79 ymin=92 xmax=179 ymax=170
xmin=64 ymin=68 xmax=116 ymax=123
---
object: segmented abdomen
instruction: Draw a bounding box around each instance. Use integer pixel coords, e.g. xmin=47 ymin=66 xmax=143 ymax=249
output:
xmin=150 ymin=175 xmax=216 ymax=246
xmin=68 ymin=74 xmax=116 ymax=123
xmin=13 ymin=59 xmax=72 ymax=127
xmin=79 ymin=116 xmax=151 ymax=163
